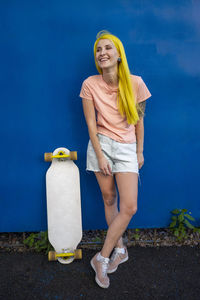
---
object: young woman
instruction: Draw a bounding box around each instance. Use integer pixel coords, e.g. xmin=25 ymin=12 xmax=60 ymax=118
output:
xmin=79 ymin=30 xmax=151 ymax=288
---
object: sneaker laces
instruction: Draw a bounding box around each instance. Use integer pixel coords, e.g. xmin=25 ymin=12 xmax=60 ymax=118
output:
xmin=100 ymin=258 xmax=109 ymax=276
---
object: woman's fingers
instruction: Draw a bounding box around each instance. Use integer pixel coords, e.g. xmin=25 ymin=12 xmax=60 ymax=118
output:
xmin=103 ymin=164 xmax=112 ymax=176
xmin=98 ymin=156 xmax=112 ymax=176
xmin=102 ymin=164 xmax=112 ymax=176
xmin=107 ymin=163 xmax=113 ymax=176
xmin=137 ymin=153 xmax=144 ymax=169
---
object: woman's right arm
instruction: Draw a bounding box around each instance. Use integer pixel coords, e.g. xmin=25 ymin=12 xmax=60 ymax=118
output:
xmin=82 ymin=98 xmax=112 ymax=176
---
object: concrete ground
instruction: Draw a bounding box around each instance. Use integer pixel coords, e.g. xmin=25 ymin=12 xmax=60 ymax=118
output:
xmin=0 ymin=246 xmax=200 ymax=300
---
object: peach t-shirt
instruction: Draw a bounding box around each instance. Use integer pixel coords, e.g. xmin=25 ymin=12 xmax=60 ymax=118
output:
xmin=79 ymin=74 xmax=151 ymax=143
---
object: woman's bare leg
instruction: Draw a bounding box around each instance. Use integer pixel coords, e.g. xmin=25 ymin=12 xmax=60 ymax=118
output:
xmin=94 ymin=172 xmax=124 ymax=248
xmin=100 ymin=172 xmax=138 ymax=258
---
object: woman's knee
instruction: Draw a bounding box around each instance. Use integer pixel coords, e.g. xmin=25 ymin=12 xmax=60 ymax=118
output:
xmin=102 ymin=191 xmax=117 ymax=206
xmin=121 ymin=203 xmax=137 ymax=217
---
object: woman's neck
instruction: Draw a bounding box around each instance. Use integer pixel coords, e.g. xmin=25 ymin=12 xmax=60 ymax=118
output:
xmin=102 ymin=68 xmax=118 ymax=87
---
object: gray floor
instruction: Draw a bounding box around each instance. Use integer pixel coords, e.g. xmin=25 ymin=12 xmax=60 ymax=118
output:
xmin=0 ymin=246 xmax=200 ymax=300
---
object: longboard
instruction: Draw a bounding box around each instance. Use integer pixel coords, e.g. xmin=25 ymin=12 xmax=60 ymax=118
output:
xmin=44 ymin=147 xmax=82 ymax=264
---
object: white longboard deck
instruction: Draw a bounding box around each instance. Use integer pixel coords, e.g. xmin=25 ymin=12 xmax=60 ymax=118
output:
xmin=46 ymin=147 xmax=82 ymax=263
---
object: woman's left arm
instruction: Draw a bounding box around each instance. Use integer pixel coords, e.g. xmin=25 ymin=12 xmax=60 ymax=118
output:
xmin=135 ymin=100 xmax=146 ymax=169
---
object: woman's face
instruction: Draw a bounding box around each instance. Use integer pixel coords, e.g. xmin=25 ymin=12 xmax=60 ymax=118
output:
xmin=95 ymin=39 xmax=120 ymax=71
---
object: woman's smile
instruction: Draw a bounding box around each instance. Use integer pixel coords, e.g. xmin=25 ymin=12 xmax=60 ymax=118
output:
xmin=99 ymin=57 xmax=109 ymax=62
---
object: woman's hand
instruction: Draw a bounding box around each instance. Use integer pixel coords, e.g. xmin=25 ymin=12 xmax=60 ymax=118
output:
xmin=137 ymin=152 xmax=144 ymax=169
xmin=98 ymin=156 xmax=112 ymax=176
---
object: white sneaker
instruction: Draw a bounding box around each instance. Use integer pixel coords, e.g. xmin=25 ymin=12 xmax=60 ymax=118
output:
xmin=90 ymin=252 xmax=110 ymax=288
xmin=107 ymin=247 xmax=128 ymax=274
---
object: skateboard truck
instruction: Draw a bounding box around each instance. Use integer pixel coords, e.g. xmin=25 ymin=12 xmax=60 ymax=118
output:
xmin=44 ymin=150 xmax=77 ymax=162
xmin=48 ymin=249 xmax=82 ymax=263
xmin=52 ymin=151 xmax=70 ymax=159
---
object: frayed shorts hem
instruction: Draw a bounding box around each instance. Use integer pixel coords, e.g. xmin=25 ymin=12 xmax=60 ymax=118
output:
xmin=86 ymin=168 xmax=139 ymax=175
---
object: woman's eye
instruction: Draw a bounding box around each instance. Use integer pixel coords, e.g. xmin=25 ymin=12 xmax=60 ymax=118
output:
xmin=96 ymin=46 xmax=112 ymax=52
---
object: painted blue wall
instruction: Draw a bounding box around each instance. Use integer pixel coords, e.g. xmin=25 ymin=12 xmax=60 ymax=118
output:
xmin=0 ymin=0 xmax=200 ymax=231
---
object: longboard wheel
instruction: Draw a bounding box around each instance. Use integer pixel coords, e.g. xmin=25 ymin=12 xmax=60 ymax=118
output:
xmin=74 ymin=249 xmax=82 ymax=259
xmin=48 ymin=251 xmax=57 ymax=261
xmin=69 ymin=151 xmax=77 ymax=160
xmin=57 ymin=252 xmax=75 ymax=264
xmin=44 ymin=153 xmax=53 ymax=162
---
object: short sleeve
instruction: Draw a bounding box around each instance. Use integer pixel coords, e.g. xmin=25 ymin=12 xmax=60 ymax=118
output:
xmin=137 ymin=77 xmax=152 ymax=103
xmin=79 ymin=80 xmax=93 ymax=101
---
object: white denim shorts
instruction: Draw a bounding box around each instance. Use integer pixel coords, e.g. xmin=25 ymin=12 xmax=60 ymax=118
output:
xmin=86 ymin=133 xmax=139 ymax=174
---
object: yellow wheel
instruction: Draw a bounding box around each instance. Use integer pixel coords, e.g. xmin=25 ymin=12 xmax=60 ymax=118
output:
xmin=44 ymin=153 xmax=53 ymax=162
xmin=74 ymin=249 xmax=82 ymax=259
xmin=48 ymin=251 xmax=57 ymax=261
xmin=70 ymin=151 xmax=77 ymax=161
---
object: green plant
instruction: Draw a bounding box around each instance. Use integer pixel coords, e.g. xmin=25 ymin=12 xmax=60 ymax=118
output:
xmin=169 ymin=209 xmax=200 ymax=241
xmin=91 ymin=236 xmax=102 ymax=243
xmin=23 ymin=231 xmax=53 ymax=254
xmin=132 ymin=228 xmax=140 ymax=240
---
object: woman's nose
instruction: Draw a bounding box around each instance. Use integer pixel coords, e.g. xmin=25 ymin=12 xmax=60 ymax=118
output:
xmin=100 ymin=48 xmax=106 ymax=55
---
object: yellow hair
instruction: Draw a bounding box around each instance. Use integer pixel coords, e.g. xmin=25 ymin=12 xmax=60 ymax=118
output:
xmin=94 ymin=30 xmax=139 ymax=125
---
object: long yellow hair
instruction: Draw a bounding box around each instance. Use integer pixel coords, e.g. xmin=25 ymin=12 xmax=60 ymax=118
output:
xmin=94 ymin=30 xmax=139 ymax=125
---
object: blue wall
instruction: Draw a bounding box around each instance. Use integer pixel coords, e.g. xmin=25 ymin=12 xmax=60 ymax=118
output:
xmin=0 ymin=0 xmax=200 ymax=231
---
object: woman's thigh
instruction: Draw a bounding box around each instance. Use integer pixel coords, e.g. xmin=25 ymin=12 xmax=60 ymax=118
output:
xmin=115 ymin=172 xmax=138 ymax=213
xmin=94 ymin=172 xmax=117 ymax=205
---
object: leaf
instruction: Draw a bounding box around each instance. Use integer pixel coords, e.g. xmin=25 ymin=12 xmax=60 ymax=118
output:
xmin=174 ymin=229 xmax=179 ymax=237
xmin=180 ymin=227 xmax=186 ymax=234
xmin=30 ymin=240 xmax=34 ymax=247
xmin=134 ymin=234 xmax=140 ymax=240
xmin=178 ymin=214 xmax=184 ymax=222
xmin=171 ymin=209 xmax=180 ymax=215
xmin=169 ymin=221 xmax=177 ymax=228
xmin=184 ymin=219 xmax=195 ymax=229
xmin=23 ymin=238 xmax=30 ymax=245
xmin=184 ymin=214 xmax=195 ymax=221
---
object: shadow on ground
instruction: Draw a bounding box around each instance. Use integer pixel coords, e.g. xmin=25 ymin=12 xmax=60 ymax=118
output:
xmin=0 ymin=246 xmax=200 ymax=300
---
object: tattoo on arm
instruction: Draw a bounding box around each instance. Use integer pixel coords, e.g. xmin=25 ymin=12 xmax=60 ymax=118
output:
xmin=136 ymin=100 xmax=146 ymax=118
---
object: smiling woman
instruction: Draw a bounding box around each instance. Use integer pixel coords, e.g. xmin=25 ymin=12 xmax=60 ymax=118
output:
xmin=79 ymin=30 xmax=151 ymax=288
